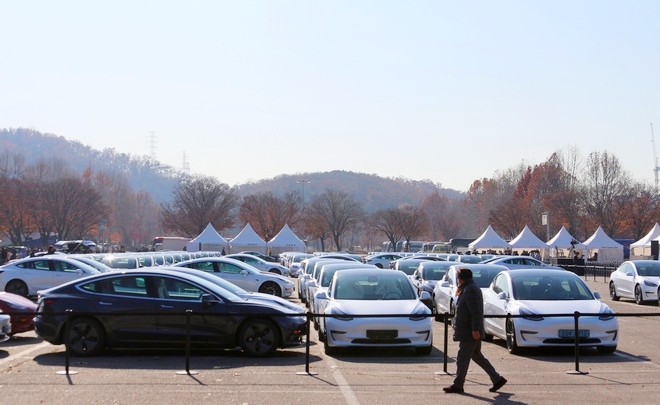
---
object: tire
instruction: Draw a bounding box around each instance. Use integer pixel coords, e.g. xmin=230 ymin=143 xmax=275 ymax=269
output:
xmin=5 ymin=279 xmax=29 ymax=297
xmin=238 ymin=318 xmax=280 ymax=357
xmin=268 ymin=268 xmax=282 ymax=275
xmin=506 ymin=317 xmax=520 ymax=355
xmin=415 ymin=345 xmax=433 ymax=355
xmin=258 ymin=281 xmax=282 ymax=297
xmin=323 ymin=335 xmax=338 ymax=355
xmin=449 ymin=301 xmax=456 ymax=328
xmin=484 ymin=333 xmax=494 ymax=342
xmin=67 ymin=317 xmax=106 ymax=357
xmin=432 ymin=302 xmax=442 ymax=322
xmin=597 ymin=345 xmax=617 ymax=354
xmin=318 ymin=326 xmax=326 ymax=342
xmin=635 ymin=285 xmax=644 ymax=305
xmin=609 ymin=282 xmax=620 ymax=301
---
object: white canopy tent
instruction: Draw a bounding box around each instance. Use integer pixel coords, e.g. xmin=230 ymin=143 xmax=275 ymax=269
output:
xmin=228 ymin=223 xmax=267 ymax=254
xmin=468 ymin=225 xmax=510 ymax=252
xmin=508 ymin=225 xmax=548 ymax=257
xmin=186 ymin=223 xmax=228 ymax=252
xmin=546 ymin=226 xmax=586 ymax=259
xmin=267 ymin=224 xmax=305 ymax=256
xmin=630 ymin=223 xmax=660 ymax=257
xmin=583 ymin=226 xmax=624 ymax=262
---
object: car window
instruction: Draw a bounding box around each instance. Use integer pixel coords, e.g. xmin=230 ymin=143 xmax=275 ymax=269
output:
xmin=218 ymin=262 xmax=244 ymax=274
xmin=493 ymin=274 xmax=509 ymax=296
xmin=187 ymin=261 xmax=215 ymax=272
xmin=636 ymin=263 xmax=660 ymax=277
xmin=19 ymin=260 xmax=50 ymax=271
xmin=109 ymin=276 xmax=149 ymax=297
xmin=54 ymin=260 xmax=82 ymax=273
xmin=137 ymin=257 xmax=152 ymax=267
xmin=155 ymin=277 xmax=205 ymax=301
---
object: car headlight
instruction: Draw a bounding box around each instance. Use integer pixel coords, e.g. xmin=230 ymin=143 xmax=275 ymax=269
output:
xmin=332 ymin=308 xmax=353 ymax=321
xmin=644 ymin=279 xmax=658 ymax=287
xmin=409 ymin=306 xmax=429 ymax=321
xmin=519 ymin=307 xmax=543 ymax=321
xmin=599 ymin=307 xmax=615 ymax=321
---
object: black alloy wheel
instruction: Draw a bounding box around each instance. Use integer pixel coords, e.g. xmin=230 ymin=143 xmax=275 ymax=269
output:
xmin=67 ymin=317 xmax=106 ymax=357
xmin=238 ymin=318 xmax=280 ymax=357
xmin=259 ymin=281 xmax=282 ymax=297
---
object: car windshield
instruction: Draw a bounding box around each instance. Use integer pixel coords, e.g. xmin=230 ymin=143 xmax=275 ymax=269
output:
xmin=637 ymin=262 xmax=660 ymax=277
xmin=511 ymin=275 xmax=593 ymax=301
xmin=422 ymin=267 xmax=448 ymax=280
xmin=472 ymin=268 xmax=502 ymax=288
xmin=397 ymin=261 xmax=421 ymax=275
xmin=334 ymin=274 xmax=416 ymax=300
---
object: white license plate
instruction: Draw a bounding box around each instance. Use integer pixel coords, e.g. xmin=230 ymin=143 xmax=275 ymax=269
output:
xmin=558 ymin=329 xmax=589 ymax=338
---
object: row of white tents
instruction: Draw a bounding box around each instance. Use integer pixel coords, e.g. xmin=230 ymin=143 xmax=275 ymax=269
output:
xmin=469 ymin=225 xmax=628 ymax=262
xmin=186 ymin=223 xmax=305 ymax=255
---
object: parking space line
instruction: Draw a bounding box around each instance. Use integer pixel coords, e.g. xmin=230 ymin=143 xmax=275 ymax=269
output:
xmin=0 ymin=341 xmax=52 ymax=367
xmin=323 ymin=355 xmax=360 ymax=405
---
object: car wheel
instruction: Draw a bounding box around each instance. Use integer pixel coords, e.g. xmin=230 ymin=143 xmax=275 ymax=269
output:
xmin=505 ymin=317 xmax=520 ymax=355
xmin=5 ymin=279 xmax=29 ymax=297
xmin=375 ymin=263 xmax=383 ymax=269
xmin=318 ymin=326 xmax=326 ymax=342
xmin=323 ymin=334 xmax=338 ymax=355
xmin=238 ymin=318 xmax=280 ymax=357
xmin=67 ymin=317 xmax=105 ymax=357
xmin=597 ymin=345 xmax=617 ymax=354
xmin=268 ymin=268 xmax=282 ymax=275
xmin=432 ymin=302 xmax=442 ymax=322
xmin=609 ymin=282 xmax=620 ymax=301
xmin=635 ymin=285 xmax=644 ymax=305
xmin=258 ymin=281 xmax=282 ymax=297
xmin=415 ymin=345 xmax=433 ymax=355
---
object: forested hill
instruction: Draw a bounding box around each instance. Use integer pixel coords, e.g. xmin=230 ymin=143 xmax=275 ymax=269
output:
xmin=1 ymin=128 xmax=463 ymax=208
xmin=0 ymin=128 xmax=182 ymax=203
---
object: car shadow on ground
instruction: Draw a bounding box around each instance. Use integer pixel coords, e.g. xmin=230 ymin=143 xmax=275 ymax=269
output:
xmin=33 ymin=345 xmax=322 ymax=371
xmin=323 ymin=345 xmax=446 ymax=364
xmin=3 ymin=334 xmax=43 ymax=348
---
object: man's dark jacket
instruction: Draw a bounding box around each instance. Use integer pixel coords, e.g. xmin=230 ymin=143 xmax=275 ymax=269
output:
xmin=452 ymin=278 xmax=486 ymax=341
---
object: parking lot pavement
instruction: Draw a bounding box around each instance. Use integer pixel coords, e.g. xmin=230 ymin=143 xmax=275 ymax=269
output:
xmin=3 ymin=285 xmax=660 ymax=404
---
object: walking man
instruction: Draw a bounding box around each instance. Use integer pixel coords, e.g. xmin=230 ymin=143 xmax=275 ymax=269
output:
xmin=444 ymin=267 xmax=507 ymax=394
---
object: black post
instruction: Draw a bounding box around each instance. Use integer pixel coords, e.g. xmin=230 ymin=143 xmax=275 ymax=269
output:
xmin=185 ymin=310 xmax=192 ymax=374
xmin=443 ymin=312 xmax=449 ymax=374
xmin=305 ymin=312 xmax=312 ymax=374
xmin=64 ymin=309 xmax=72 ymax=374
xmin=573 ymin=311 xmax=580 ymax=373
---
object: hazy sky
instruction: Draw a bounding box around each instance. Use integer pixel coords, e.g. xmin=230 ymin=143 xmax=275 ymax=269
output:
xmin=2 ymin=1 xmax=659 ymax=192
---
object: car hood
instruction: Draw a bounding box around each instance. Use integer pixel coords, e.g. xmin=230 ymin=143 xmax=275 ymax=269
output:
xmin=518 ymin=299 xmax=610 ymax=315
xmin=241 ymin=292 xmax=303 ymax=313
xmin=331 ymin=299 xmax=425 ymax=315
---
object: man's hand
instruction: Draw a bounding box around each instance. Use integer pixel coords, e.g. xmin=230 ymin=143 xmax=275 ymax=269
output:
xmin=472 ymin=331 xmax=481 ymax=340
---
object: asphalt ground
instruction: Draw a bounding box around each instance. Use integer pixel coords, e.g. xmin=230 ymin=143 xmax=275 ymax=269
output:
xmin=1 ymin=277 xmax=660 ymax=404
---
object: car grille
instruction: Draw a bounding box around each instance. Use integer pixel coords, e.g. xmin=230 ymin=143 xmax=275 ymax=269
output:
xmin=351 ymin=338 xmax=411 ymax=344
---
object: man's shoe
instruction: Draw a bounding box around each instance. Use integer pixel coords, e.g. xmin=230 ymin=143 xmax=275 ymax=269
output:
xmin=443 ymin=385 xmax=464 ymax=394
xmin=489 ymin=377 xmax=507 ymax=392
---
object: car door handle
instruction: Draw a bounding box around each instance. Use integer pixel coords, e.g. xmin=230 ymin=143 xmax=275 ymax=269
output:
xmin=160 ymin=305 xmax=174 ymax=309
xmin=98 ymin=302 xmax=113 ymax=306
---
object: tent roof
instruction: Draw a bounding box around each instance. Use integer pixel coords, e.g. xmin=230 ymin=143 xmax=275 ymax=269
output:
xmin=468 ymin=225 xmax=510 ymax=249
xmin=229 ymin=223 xmax=266 ymax=247
xmin=268 ymin=224 xmax=304 ymax=248
xmin=508 ymin=225 xmax=548 ymax=249
xmin=583 ymin=226 xmax=623 ymax=248
xmin=546 ymin=226 xmax=586 ymax=249
xmin=630 ymin=223 xmax=660 ymax=248
xmin=189 ymin=223 xmax=228 ymax=245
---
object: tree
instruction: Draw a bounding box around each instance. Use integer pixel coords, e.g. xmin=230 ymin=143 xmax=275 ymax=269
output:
xmin=368 ymin=208 xmax=404 ymax=251
xmin=160 ymin=174 xmax=239 ymax=237
xmin=308 ymin=189 xmax=364 ymax=251
xmin=398 ymin=204 xmax=428 ymax=250
xmin=239 ymin=191 xmax=301 ymax=241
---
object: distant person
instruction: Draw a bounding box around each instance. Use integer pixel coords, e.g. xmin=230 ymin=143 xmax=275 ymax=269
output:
xmin=443 ymin=268 xmax=507 ymax=394
xmin=47 ymin=245 xmax=56 ymax=255
xmin=221 ymin=247 xmax=226 ymax=256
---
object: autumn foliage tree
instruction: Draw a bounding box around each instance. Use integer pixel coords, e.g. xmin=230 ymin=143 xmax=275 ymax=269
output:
xmin=308 ymin=189 xmax=364 ymax=251
xmin=239 ymin=191 xmax=300 ymax=241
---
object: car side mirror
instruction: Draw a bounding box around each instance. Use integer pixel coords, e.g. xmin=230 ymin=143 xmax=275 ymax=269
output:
xmin=201 ymin=294 xmax=221 ymax=305
xmin=625 ymin=272 xmax=633 ymax=277
xmin=315 ymin=291 xmax=328 ymax=300
xmin=419 ymin=291 xmax=431 ymax=301
xmin=240 ymin=270 xmax=249 ymax=276
xmin=593 ymin=291 xmax=601 ymax=299
xmin=497 ymin=292 xmax=507 ymax=300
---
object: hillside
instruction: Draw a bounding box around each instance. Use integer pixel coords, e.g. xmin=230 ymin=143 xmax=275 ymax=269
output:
xmin=0 ymin=128 xmax=464 ymax=209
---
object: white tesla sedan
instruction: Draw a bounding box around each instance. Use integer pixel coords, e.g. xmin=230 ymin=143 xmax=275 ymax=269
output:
xmin=0 ymin=256 xmax=100 ymax=297
xmin=317 ymin=268 xmax=433 ymax=355
xmin=174 ymin=257 xmax=295 ymax=298
xmin=483 ymin=269 xmax=618 ymax=354
xmin=609 ymin=260 xmax=660 ymax=304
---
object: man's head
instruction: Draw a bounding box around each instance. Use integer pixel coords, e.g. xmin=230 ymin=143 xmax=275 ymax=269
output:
xmin=457 ymin=268 xmax=473 ymax=284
